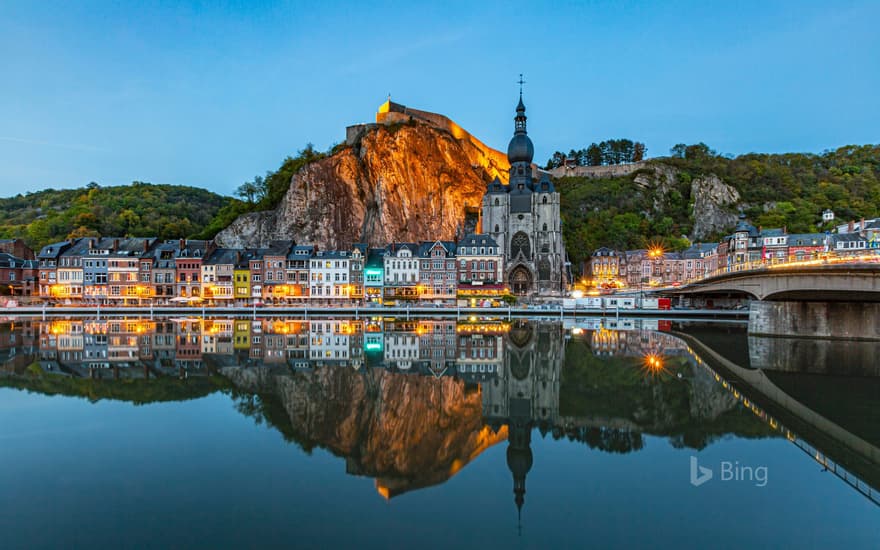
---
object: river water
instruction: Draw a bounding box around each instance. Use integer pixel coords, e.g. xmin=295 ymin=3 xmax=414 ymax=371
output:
xmin=0 ymin=317 xmax=877 ymax=548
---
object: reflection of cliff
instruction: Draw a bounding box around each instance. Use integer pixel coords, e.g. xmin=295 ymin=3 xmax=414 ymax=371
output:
xmin=0 ymin=364 xmax=228 ymax=405
xmin=557 ymin=338 xmax=774 ymax=451
xmin=221 ymin=365 xmax=506 ymax=499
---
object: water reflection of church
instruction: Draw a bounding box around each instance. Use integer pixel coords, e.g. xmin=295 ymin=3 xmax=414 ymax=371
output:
xmin=482 ymin=321 xmax=564 ymax=527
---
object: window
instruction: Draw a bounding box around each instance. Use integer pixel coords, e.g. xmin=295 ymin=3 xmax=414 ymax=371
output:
xmin=511 ymin=232 xmax=531 ymax=259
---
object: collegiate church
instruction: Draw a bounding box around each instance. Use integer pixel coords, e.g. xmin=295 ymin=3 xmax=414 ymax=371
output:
xmin=481 ymin=92 xmax=568 ymax=295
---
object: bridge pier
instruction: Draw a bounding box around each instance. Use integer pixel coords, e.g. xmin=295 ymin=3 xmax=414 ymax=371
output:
xmin=749 ymin=301 xmax=880 ymax=341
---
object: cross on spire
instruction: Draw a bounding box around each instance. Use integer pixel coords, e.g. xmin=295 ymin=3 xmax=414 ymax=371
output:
xmin=517 ymin=73 xmax=526 ymax=97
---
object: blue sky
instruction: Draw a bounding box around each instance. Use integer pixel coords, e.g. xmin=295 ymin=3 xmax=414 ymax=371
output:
xmin=1 ymin=1 xmax=878 ymax=197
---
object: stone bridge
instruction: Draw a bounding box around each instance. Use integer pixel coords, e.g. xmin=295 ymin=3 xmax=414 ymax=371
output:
xmin=670 ymin=263 xmax=880 ymax=301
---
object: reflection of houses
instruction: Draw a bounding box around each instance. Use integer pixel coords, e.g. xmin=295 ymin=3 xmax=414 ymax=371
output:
xmin=384 ymin=326 xmax=420 ymax=371
xmin=0 ymin=321 xmax=37 ymax=372
xmin=201 ymin=319 xmax=234 ymax=355
xmin=589 ymin=327 xmax=687 ymax=358
xmin=174 ymin=319 xmax=202 ymax=370
xmin=309 ymin=320 xmax=361 ymax=366
xmin=30 ymin=317 xmax=517 ymax=382
xmin=456 ymin=325 xmax=504 ymax=383
xmin=417 ymin=320 xmax=457 ymax=377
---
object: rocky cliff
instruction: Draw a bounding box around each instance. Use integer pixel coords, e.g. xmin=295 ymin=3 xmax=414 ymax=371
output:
xmin=221 ymin=366 xmax=507 ymax=499
xmin=634 ymin=163 xmax=740 ymax=240
xmin=216 ymin=118 xmax=509 ymax=249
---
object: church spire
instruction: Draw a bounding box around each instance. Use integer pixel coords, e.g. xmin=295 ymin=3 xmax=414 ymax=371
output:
xmin=514 ymin=74 xmax=527 ymax=134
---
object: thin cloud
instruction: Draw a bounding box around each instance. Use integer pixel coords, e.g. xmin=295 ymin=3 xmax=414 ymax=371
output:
xmin=336 ymin=30 xmax=468 ymax=75
xmin=0 ymin=136 xmax=109 ymax=153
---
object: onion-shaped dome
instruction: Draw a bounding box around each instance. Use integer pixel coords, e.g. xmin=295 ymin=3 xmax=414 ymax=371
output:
xmin=508 ymin=133 xmax=534 ymax=164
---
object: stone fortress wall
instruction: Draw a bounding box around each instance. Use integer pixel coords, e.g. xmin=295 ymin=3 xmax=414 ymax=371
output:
xmin=346 ymin=100 xmax=513 ymax=183
xmin=546 ymin=161 xmax=648 ymax=179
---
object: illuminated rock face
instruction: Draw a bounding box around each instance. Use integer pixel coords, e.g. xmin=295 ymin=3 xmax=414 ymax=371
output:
xmin=221 ymin=366 xmax=507 ymax=498
xmin=215 ymin=119 xmax=510 ymax=249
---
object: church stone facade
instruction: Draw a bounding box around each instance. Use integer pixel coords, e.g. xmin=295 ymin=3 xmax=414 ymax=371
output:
xmin=481 ymin=95 xmax=567 ymax=295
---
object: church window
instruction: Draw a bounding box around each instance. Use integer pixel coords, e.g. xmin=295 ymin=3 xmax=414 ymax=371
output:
xmin=517 ymin=167 xmax=524 ymax=175
xmin=538 ymin=258 xmax=551 ymax=281
xmin=494 ymin=198 xmax=499 ymax=206
xmin=542 ymin=196 xmax=547 ymax=204
xmin=542 ymin=223 xmax=547 ymax=231
xmin=511 ymin=232 xmax=531 ymax=260
xmin=494 ymin=225 xmax=499 ymax=233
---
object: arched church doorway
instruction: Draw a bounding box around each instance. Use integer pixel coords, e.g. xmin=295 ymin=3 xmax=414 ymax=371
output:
xmin=509 ymin=265 xmax=533 ymax=295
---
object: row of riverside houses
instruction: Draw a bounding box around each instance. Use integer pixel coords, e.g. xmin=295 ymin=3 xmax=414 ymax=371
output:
xmin=587 ymin=214 xmax=880 ymax=289
xmin=35 ymin=234 xmax=507 ymax=305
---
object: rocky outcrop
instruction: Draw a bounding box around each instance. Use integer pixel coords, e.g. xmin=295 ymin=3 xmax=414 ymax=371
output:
xmin=633 ymin=163 xmax=739 ymax=240
xmin=634 ymin=163 xmax=680 ymax=214
xmin=215 ymin=119 xmax=509 ymax=249
xmin=690 ymin=174 xmax=740 ymax=240
xmin=221 ymin=366 xmax=506 ymax=498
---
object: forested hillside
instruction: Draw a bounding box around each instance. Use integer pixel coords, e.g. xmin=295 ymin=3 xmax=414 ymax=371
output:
xmin=558 ymin=144 xmax=880 ymax=271
xmin=0 ymin=182 xmax=234 ymax=249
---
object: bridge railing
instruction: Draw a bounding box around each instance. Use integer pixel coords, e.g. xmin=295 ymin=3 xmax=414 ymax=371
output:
xmin=680 ymin=250 xmax=880 ymax=288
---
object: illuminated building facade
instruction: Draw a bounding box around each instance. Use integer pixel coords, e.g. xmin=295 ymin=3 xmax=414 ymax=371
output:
xmin=481 ymin=94 xmax=567 ymax=295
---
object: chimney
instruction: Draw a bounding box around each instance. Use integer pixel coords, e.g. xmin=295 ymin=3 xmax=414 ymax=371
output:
xmin=848 ymin=220 xmax=855 ymax=232
xmin=88 ymin=238 xmax=94 ymax=249
xmin=113 ymin=238 xmax=120 ymax=251
xmin=143 ymin=239 xmax=149 ymax=253
xmin=179 ymin=238 xmax=185 ymax=250
xmin=861 ymin=217 xmax=866 ymax=235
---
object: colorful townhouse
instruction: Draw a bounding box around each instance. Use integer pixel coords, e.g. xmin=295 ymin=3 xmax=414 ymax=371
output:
xmin=363 ymin=248 xmax=385 ymax=304
xmin=261 ymin=241 xmax=292 ymax=303
xmin=202 ymin=248 xmax=238 ymax=303
xmin=417 ymin=241 xmax=457 ymax=302
xmin=0 ymin=253 xmax=38 ymax=296
xmin=383 ymin=243 xmax=420 ymax=302
xmin=348 ymin=244 xmax=367 ymax=302
xmin=37 ymin=241 xmax=71 ymax=299
xmin=309 ymin=249 xmax=354 ymax=302
xmin=285 ymin=245 xmax=314 ymax=302
xmin=175 ymin=240 xmax=208 ymax=300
